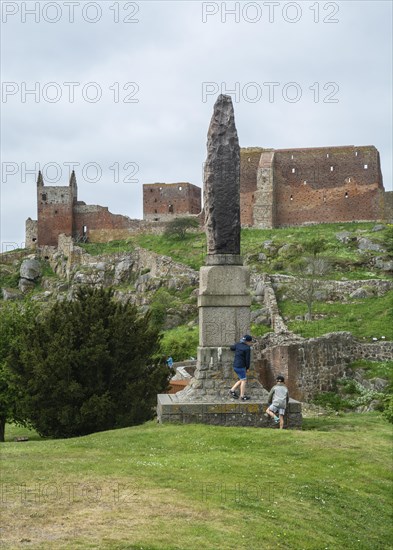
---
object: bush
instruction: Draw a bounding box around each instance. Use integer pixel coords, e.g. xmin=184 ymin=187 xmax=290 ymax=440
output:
xmin=8 ymin=287 xmax=170 ymax=438
xmin=159 ymin=325 xmax=198 ymax=362
xmin=382 ymin=395 xmax=393 ymax=423
xmin=164 ymin=217 xmax=200 ymax=240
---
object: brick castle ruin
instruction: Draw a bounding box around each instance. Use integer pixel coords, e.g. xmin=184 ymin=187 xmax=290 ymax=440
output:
xmin=26 ymin=144 xmax=392 ymax=247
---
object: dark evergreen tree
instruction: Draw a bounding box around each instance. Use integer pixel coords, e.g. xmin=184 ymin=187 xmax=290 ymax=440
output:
xmin=8 ymin=287 xmax=170 ymax=438
xmin=0 ymin=301 xmax=38 ymax=442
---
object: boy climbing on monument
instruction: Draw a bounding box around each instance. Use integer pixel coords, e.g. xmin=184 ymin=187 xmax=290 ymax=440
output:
xmin=266 ymin=375 xmax=289 ymax=429
xmin=229 ymin=335 xmax=253 ymax=401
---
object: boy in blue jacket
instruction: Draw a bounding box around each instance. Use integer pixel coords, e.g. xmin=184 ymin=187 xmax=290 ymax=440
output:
xmin=229 ymin=335 xmax=253 ymax=401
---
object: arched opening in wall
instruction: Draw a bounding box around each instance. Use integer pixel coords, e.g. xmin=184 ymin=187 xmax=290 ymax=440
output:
xmin=290 ymin=195 xmax=293 ymax=201
xmin=32 ymin=238 xmax=37 ymax=242
xmin=154 ymin=209 xmax=157 ymax=214
xmin=326 ymin=153 xmax=329 ymax=158
xmin=345 ymin=192 xmax=349 ymax=199
xmin=168 ymin=204 xmax=174 ymax=213
xmin=330 ymin=166 xmax=334 ymax=172
xmin=54 ymin=210 xmax=58 ymax=214
xmin=303 ymin=181 xmax=307 ymax=185
xmin=355 ymin=151 xmax=358 ymax=157
xmin=82 ymin=225 xmax=87 ymax=237
xmin=179 ymin=186 xmax=182 ymax=191
xmin=150 ymin=189 xmax=153 ymax=192
xmin=154 ymin=198 xmax=157 ymax=202
xmin=364 ymin=164 xmax=368 ymax=169
xmin=291 ymin=168 xmax=295 ymax=173
xmin=41 ymin=193 xmax=47 ymax=201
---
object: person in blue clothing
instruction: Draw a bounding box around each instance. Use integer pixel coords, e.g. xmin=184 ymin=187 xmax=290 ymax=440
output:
xmin=229 ymin=335 xmax=253 ymax=401
xmin=166 ymin=356 xmax=174 ymax=368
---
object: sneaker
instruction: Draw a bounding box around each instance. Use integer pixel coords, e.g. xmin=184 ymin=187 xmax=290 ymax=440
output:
xmin=274 ymin=416 xmax=280 ymax=423
xmin=241 ymin=396 xmax=251 ymax=401
xmin=229 ymin=390 xmax=239 ymax=399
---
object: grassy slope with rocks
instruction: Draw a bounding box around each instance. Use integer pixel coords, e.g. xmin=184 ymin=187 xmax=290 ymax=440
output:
xmin=1 ymin=222 xmax=392 ymax=352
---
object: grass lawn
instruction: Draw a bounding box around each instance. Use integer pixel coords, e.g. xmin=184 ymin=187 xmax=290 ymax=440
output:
xmin=1 ymin=414 xmax=392 ymax=549
xmin=281 ymin=291 xmax=393 ymax=340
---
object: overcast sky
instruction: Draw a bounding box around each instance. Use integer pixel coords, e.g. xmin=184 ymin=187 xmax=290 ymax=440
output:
xmin=1 ymin=0 xmax=392 ymax=249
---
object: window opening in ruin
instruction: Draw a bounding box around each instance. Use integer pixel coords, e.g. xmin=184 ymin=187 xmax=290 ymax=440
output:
xmin=82 ymin=225 xmax=87 ymax=236
xmin=291 ymin=168 xmax=295 ymax=173
xmin=154 ymin=209 xmax=157 ymax=213
xmin=290 ymin=195 xmax=293 ymax=201
xmin=45 ymin=256 xmax=49 ymax=260
xmin=330 ymin=166 xmax=334 ymax=171
xmin=42 ymin=193 xmax=47 ymax=201
xmin=154 ymin=217 xmax=159 ymax=221
xmin=54 ymin=210 xmax=58 ymax=214
xmin=61 ymin=194 xmax=64 ymax=199
xmin=154 ymin=198 xmax=157 ymax=202
xmin=291 ymin=155 xmax=294 ymax=160
xmin=150 ymin=189 xmax=153 ymax=192
xmin=303 ymin=181 xmax=307 ymax=185
xmin=364 ymin=164 xmax=368 ymax=169
xmin=355 ymin=151 xmax=358 ymax=156
xmin=248 ymin=157 xmax=251 ymax=162
xmin=323 ymin=196 xmax=326 ymax=202
xmin=345 ymin=192 xmax=349 ymax=198
xmin=168 ymin=204 xmax=174 ymax=213
xmin=159 ymin=187 xmax=163 ymax=191
xmin=179 ymin=186 xmax=182 ymax=191
xmin=326 ymin=153 xmax=329 ymax=158
xmin=32 ymin=238 xmax=37 ymax=242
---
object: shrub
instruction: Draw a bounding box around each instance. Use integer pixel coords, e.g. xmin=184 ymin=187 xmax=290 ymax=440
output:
xmin=8 ymin=287 xmax=170 ymax=438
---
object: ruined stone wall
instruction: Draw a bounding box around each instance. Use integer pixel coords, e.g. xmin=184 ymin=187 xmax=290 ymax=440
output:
xmin=254 ymin=150 xmax=275 ymax=228
xmin=273 ymin=146 xmax=385 ymax=226
xmin=143 ymin=182 xmax=201 ymax=221
xmin=73 ymin=203 xmax=140 ymax=241
xmin=384 ymin=191 xmax=393 ymax=222
xmin=37 ymin=184 xmax=74 ymax=246
xmin=255 ymin=332 xmax=393 ymax=401
xmin=239 ymin=148 xmax=265 ymax=225
xmin=25 ymin=218 xmax=38 ymax=249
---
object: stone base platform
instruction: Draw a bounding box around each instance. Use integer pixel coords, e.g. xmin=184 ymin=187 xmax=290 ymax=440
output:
xmin=157 ymin=395 xmax=302 ymax=429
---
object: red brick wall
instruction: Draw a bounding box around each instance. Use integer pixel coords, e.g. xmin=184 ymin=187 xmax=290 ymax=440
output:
xmin=143 ymin=182 xmax=201 ymax=220
xmin=73 ymin=204 xmax=137 ymax=240
xmin=37 ymin=185 xmax=73 ymax=246
xmin=273 ymin=146 xmax=385 ymax=226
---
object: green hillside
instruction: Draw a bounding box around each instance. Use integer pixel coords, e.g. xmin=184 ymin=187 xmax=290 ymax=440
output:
xmin=2 ymin=415 xmax=392 ymax=549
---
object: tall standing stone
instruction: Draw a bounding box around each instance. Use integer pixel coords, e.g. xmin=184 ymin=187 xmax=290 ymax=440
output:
xmin=204 ymin=94 xmax=240 ymax=257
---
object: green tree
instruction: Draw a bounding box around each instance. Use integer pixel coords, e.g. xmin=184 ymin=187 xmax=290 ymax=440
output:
xmin=0 ymin=301 xmax=37 ymax=441
xmin=8 ymin=287 xmax=170 ymax=438
xmin=164 ymin=217 xmax=200 ymax=240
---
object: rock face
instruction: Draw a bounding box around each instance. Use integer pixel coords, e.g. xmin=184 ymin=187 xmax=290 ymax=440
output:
xmin=20 ymin=259 xmax=41 ymax=281
xmin=204 ymin=94 xmax=241 ymax=256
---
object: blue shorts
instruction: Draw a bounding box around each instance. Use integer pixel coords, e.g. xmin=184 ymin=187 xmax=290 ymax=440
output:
xmin=268 ymin=404 xmax=286 ymax=416
xmin=234 ymin=367 xmax=247 ymax=381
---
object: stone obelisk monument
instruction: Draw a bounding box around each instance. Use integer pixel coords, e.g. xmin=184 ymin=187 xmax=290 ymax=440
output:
xmin=157 ymin=95 xmax=301 ymax=427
